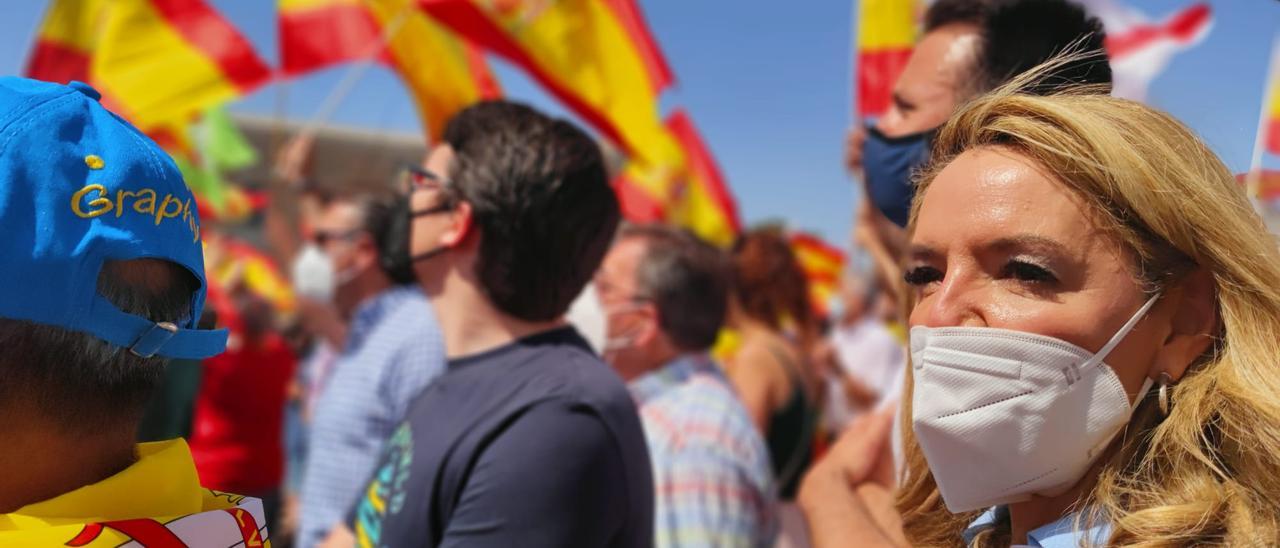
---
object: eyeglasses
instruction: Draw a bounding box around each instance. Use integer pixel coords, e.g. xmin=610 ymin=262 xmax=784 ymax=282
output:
xmin=399 ymin=164 xmax=450 ymax=194
xmin=312 ymin=228 xmax=361 ymax=247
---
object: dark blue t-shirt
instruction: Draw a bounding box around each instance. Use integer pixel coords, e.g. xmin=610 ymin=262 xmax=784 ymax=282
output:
xmin=349 ymin=327 xmax=654 ymax=547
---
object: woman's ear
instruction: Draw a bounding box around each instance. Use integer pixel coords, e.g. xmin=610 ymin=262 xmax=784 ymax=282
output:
xmin=1151 ymin=268 xmax=1217 ymax=382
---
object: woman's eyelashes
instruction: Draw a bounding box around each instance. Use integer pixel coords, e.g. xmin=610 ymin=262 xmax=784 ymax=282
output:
xmin=903 ymin=259 xmax=1058 ymax=288
xmin=904 ymin=265 xmax=943 ymax=287
xmin=1001 ymin=258 xmax=1059 ymax=285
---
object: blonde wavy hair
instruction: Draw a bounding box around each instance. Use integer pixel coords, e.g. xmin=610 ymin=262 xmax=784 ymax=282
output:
xmin=894 ymin=63 xmax=1280 ymax=546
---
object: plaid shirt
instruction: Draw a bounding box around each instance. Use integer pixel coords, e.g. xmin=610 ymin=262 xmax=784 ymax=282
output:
xmin=630 ymin=355 xmax=777 ymax=547
xmin=298 ymin=286 xmax=445 ymax=548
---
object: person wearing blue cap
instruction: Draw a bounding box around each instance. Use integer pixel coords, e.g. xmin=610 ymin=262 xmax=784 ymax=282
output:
xmin=0 ymin=77 xmax=266 ymax=546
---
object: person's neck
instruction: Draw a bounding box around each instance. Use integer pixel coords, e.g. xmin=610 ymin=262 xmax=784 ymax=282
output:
xmin=1008 ymin=455 xmax=1109 ymax=543
xmin=0 ymin=413 xmax=137 ymax=513
xmin=339 ymin=270 xmax=392 ymax=320
xmin=430 ymin=277 xmax=564 ymax=359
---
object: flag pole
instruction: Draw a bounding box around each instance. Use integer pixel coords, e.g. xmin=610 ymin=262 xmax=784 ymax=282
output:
xmin=1247 ymin=34 xmax=1280 ymax=200
xmin=849 ymin=0 xmax=860 ymax=127
xmin=297 ymin=6 xmax=414 ymax=140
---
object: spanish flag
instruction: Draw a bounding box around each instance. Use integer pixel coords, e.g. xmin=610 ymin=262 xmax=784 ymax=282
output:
xmin=418 ymin=0 xmax=676 ymax=165
xmin=279 ymin=0 xmax=500 ymax=140
xmin=856 ymin=0 xmax=918 ymax=117
xmin=615 ymin=110 xmax=742 ymax=247
xmin=1267 ymin=56 xmax=1280 ymax=156
xmin=26 ymin=0 xmax=271 ymax=131
xmin=789 ymin=232 xmax=846 ymax=318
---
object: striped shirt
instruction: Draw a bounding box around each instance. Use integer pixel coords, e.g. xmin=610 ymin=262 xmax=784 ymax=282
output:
xmin=630 ymin=355 xmax=777 ymax=547
xmin=297 ymin=286 xmax=445 ymax=548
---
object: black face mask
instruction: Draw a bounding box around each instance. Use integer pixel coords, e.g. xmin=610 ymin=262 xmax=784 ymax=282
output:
xmin=863 ymin=124 xmax=936 ymax=227
xmin=384 ymin=195 xmax=460 ymax=276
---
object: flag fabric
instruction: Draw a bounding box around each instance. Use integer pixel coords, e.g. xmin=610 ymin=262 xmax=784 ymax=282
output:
xmin=178 ymin=105 xmax=264 ymax=221
xmin=855 ymin=0 xmax=918 ymax=118
xmin=279 ymin=0 xmax=500 ymax=140
xmin=418 ymin=0 xmax=676 ymax=165
xmin=26 ymin=0 xmax=271 ymax=130
xmin=789 ymin=232 xmax=846 ymax=318
xmin=614 ymin=110 xmax=742 ymax=247
xmin=1075 ymin=0 xmax=1212 ymax=101
xmin=1267 ymin=50 xmax=1280 ymax=156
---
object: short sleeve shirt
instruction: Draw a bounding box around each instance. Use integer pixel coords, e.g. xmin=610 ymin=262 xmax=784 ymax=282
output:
xmin=349 ymin=327 xmax=654 ymax=547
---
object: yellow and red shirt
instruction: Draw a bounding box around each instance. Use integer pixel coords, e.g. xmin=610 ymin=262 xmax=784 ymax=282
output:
xmin=0 ymin=439 xmax=269 ymax=547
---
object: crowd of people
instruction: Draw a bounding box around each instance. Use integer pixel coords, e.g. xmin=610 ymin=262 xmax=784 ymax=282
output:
xmin=2 ymin=0 xmax=1279 ymax=547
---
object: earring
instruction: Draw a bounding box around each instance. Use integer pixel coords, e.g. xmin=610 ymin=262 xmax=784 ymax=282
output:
xmin=1157 ymin=371 xmax=1175 ymax=417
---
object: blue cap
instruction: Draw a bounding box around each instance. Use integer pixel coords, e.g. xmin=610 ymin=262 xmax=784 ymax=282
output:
xmin=0 ymin=77 xmax=227 ymax=359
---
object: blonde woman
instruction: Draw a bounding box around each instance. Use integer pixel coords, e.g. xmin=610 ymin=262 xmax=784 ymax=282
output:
xmin=798 ymin=72 xmax=1280 ymax=545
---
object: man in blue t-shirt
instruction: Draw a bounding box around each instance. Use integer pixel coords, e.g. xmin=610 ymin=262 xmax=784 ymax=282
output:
xmin=327 ymin=101 xmax=653 ymax=548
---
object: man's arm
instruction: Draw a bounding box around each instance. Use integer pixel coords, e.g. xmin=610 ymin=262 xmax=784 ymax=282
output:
xmin=440 ymin=402 xmax=638 ymax=547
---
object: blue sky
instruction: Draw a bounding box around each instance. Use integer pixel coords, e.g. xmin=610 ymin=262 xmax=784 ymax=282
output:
xmin=0 ymin=1 xmax=1275 ymax=245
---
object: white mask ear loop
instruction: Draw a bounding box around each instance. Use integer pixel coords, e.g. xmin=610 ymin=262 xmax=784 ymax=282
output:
xmin=1081 ymin=293 xmax=1162 ymax=371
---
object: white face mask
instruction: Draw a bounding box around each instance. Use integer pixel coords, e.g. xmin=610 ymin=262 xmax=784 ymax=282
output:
xmin=909 ymin=293 xmax=1160 ymax=513
xmin=601 ymin=301 xmax=649 ymax=354
xmin=292 ymin=243 xmax=336 ymax=302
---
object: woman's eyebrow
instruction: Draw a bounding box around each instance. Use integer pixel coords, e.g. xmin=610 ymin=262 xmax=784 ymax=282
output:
xmin=984 ymin=235 xmax=1071 ymax=256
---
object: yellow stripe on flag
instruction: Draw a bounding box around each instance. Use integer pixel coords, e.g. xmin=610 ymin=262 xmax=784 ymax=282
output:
xmin=92 ymin=0 xmax=258 ymax=128
xmin=368 ymin=0 xmax=492 ymax=140
xmin=35 ymin=0 xmax=109 ymax=54
xmin=423 ymin=0 xmax=674 ymax=165
xmin=857 ymin=0 xmax=918 ymax=50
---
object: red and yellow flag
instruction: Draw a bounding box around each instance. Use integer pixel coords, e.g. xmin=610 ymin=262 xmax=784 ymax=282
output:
xmin=280 ymin=0 xmax=500 ymax=140
xmin=790 ymin=232 xmax=846 ymax=318
xmin=418 ymin=0 xmax=676 ymax=165
xmin=1267 ymin=62 xmax=1280 ymax=156
xmin=856 ymin=0 xmax=919 ymax=117
xmin=615 ymin=110 xmax=742 ymax=247
xmin=26 ymin=0 xmax=271 ymax=131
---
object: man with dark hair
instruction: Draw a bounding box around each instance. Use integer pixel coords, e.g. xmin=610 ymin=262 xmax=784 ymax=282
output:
xmin=597 ymin=224 xmax=776 ymax=547
xmin=848 ymin=0 xmax=1110 ymax=294
xmin=0 ymin=77 xmax=269 ymax=545
xmin=336 ymin=100 xmax=652 ymax=547
xmin=296 ymin=192 xmax=446 ymax=547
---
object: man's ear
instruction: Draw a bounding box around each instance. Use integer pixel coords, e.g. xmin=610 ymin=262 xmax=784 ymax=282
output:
xmin=441 ymin=200 xmax=473 ymax=248
xmin=1150 ymin=268 xmax=1217 ymax=382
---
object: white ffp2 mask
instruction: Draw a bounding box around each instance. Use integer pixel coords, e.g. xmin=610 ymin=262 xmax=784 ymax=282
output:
xmin=910 ymin=294 xmax=1159 ymax=513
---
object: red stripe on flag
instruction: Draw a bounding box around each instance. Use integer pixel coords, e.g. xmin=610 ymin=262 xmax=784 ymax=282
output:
xmin=601 ymin=0 xmax=675 ymax=92
xmin=65 ymin=524 xmax=106 ymax=547
xmin=858 ymin=48 xmax=912 ymax=117
xmin=612 ymin=175 xmax=667 ymax=223
xmin=665 ymin=110 xmax=741 ymax=234
xmin=464 ymin=42 xmax=502 ymax=99
xmin=1268 ymin=117 xmax=1280 ymax=156
xmin=419 ymin=0 xmax=633 ymax=156
xmin=24 ymin=40 xmax=91 ymax=84
xmin=791 ymin=232 xmax=847 ymax=265
xmin=1105 ymin=3 xmax=1211 ymax=59
xmin=147 ymin=0 xmax=272 ymax=92
xmin=279 ymin=3 xmax=390 ymax=76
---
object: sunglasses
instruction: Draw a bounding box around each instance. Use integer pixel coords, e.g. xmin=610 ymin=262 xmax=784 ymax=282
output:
xmin=312 ymin=228 xmax=361 ymax=247
xmin=399 ymin=164 xmax=450 ymax=194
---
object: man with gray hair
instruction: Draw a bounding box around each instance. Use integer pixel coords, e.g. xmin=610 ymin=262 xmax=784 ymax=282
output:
xmin=596 ymin=223 xmax=776 ymax=547
xmin=0 ymin=77 xmax=266 ymax=545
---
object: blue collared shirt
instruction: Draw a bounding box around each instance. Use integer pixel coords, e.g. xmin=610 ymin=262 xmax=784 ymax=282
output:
xmin=964 ymin=507 xmax=1110 ymax=547
xmin=298 ymin=286 xmax=445 ymax=547
xmin=630 ymin=354 xmax=777 ymax=547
